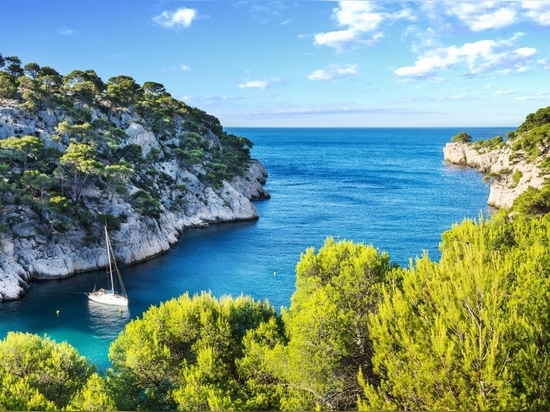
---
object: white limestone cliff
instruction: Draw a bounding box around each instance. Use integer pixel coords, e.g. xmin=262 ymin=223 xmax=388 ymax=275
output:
xmin=443 ymin=141 xmax=545 ymax=209
xmin=0 ymin=100 xmax=270 ymax=301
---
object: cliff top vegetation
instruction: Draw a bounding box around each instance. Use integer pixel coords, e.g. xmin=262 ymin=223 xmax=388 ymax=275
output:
xmin=0 ymin=52 xmax=254 ymax=237
xmin=451 ymin=106 xmax=550 ymax=216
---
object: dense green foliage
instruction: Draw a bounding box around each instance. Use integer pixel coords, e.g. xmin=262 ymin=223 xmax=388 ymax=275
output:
xmin=514 ymin=185 xmax=550 ymax=216
xmin=507 ymin=107 xmax=550 ymax=215
xmin=517 ymin=106 xmax=550 ymax=133
xmin=0 ymin=332 xmax=102 ymax=410
xmin=4 ymin=209 xmax=550 ymax=410
xmin=360 ymin=212 xmax=550 ymax=410
xmin=107 ymin=292 xmax=282 ymax=410
xmin=3 ymin=56 xmax=550 ymax=410
xmin=473 ymin=135 xmax=505 ymax=152
xmin=451 ymin=131 xmax=472 ymax=143
xmin=0 ymin=52 xmax=253 ymax=234
xmin=266 ymin=239 xmax=396 ymax=410
xmin=511 ymin=122 xmax=550 ymax=160
xmin=504 ymin=106 xmax=550 ymax=162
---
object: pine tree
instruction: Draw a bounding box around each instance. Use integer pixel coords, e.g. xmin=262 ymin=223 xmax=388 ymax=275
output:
xmin=361 ymin=213 xmax=550 ymax=410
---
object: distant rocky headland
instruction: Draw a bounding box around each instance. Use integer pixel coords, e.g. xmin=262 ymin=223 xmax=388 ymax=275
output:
xmin=443 ymin=109 xmax=550 ymax=210
xmin=0 ymin=54 xmax=269 ymax=300
xmin=443 ymin=140 xmax=545 ymax=209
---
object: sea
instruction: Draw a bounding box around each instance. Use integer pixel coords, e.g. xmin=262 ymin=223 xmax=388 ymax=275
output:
xmin=0 ymin=127 xmax=512 ymax=370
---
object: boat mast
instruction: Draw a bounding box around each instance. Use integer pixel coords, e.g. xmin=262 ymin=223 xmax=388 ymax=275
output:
xmin=105 ymin=225 xmax=115 ymax=292
xmin=105 ymin=225 xmax=127 ymax=298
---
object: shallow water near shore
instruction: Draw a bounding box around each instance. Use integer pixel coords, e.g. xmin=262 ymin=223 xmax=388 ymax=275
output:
xmin=0 ymin=127 xmax=511 ymax=370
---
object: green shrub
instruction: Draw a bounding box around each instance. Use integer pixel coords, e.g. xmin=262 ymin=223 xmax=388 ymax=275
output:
xmin=130 ymin=189 xmax=163 ymax=219
xmin=517 ymin=106 xmax=550 ymax=133
xmin=0 ymin=72 xmax=17 ymax=98
xmin=98 ymin=213 xmax=122 ymax=231
xmin=473 ymin=135 xmax=505 ymax=152
xmin=511 ymin=169 xmax=523 ymax=187
xmin=450 ymin=131 xmax=472 ymax=143
xmin=540 ymin=157 xmax=550 ymax=177
xmin=513 ymin=185 xmax=550 ymax=216
xmin=483 ymin=168 xmax=510 ymax=183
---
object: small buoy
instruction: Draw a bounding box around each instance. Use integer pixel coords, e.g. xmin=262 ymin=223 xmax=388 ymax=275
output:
xmin=273 ymin=271 xmax=277 ymax=276
xmin=56 ymin=310 xmax=60 ymax=316
xmin=119 ymin=308 xmax=123 ymax=314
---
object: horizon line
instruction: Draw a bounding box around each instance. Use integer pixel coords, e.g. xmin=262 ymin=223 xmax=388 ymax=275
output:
xmin=224 ymin=125 xmax=517 ymax=129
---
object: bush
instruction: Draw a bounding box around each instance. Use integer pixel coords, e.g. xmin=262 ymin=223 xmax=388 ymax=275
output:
xmin=108 ymin=292 xmax=280 ymax=410
xmin=450 ymin=131 xmax=472 ymax=143
xmin=98 ymin=213 xmax=122 ymax=231
xmin=473 ymin=135 xmax=505 ymax=152
xmin=361 ymin=213 xmax=550 ymax=410
xmin=130 ymin=189 xmax=163 ymax=219
xmin=0 ymin=332 xmax=94 ymax=409
xmin=511 ymin=123 xmax=550 ymax=160
xmin=511 ymin=169 xmax=523 ymax=187
xmin=483 ymin=168 xmax=510 ymax=183
xmin=0 ymin=72 xmax=17 ymax=98
xmin=517 ymin=106 xmax=550 ymax=133
xmin=513 ymin=185 xmax=550 ymax=216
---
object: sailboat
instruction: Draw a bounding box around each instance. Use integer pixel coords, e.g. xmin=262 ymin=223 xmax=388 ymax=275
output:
xmin=87 ymin=225 xmax=128 ymax=306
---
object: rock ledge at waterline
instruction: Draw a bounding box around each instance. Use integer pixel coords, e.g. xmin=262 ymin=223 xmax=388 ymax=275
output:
xmin=443 ymin=141 xmax=545 ymax=209
xmin=0 ymin=100 xmax=269 ymax=301
xmin=0 ymin=162 xmax=268 ymax=301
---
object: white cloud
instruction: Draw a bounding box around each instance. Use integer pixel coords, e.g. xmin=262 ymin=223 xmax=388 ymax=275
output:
xmin=471 ymin=7 xmax=517 ymax=31
xmin=539 ymin=58 xmax=550 ymax=70
xmin=430 ymin=1 xmax=550 ymax=30
xmin=334 ymin=1 xmax=384 ymax=33
xmin=314 ymin=1 xmax=549 ymax=53
xmin=513 ymin=93 xmax=550 ymax=102
xmin=494 ymin=89 xmax=515 ymax=96
xmin=514 ymin=47 xmax=537 ymax=57
xmin=314 ymin=29 xmax=357 ymax=48
xmin=314 ymin=1 xmax=412 ymax=49
xmin=403 ymin=25 xmax=440 ymax=54
xmin=521 ymin=1 xmax=550 ymax=25
xmin=238 ymin=80 xmax=269 ymax=90
xmin=308 ymin=64 xmax=358 ymax=81
xmin=57 ymin=28 xmax=76 ymax=36
xmin=180 ymin=64 xmax=191 ymax=71
xmin=153 ymin=8 xmax=197 ymax=29
xmin=446 ymin=2 xmax=518 ymax=31
xmin=395 ymin=36 xmax=537 ymax=78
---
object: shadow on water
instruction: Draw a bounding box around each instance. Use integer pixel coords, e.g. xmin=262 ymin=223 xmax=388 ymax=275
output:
xmin=87 ymin=300 xmax=131 ymax=341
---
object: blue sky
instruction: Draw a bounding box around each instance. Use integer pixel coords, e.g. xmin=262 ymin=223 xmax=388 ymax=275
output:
xmin=2 ymin=1 xmax=550 ymax=127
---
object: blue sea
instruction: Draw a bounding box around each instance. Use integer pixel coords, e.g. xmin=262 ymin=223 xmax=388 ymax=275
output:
xmin=0 ymin=127 xmax=512 ymax=370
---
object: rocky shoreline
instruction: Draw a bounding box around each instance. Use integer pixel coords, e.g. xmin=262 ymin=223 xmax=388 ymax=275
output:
xmin=0 ymin=96 xmax=270 ymax=301
xmin=0 ymin=159 xmax=269 ymax=301
xmin=443 ymin=141 xmax=545 ymax=209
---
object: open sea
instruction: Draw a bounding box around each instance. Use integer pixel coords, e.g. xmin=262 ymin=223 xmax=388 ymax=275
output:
xmin=0 ymin=127 xmax=512 ymax=370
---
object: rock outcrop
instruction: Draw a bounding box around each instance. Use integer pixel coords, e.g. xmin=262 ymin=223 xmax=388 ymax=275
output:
xmin=0 ymin=99 xmax=270 ymax=301
xmin=443 ymin=141 xmax=545 ymax=209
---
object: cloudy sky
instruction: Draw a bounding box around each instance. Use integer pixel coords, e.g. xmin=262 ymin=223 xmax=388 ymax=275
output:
xmin=2 ymin=1 xmax=550 ymax=127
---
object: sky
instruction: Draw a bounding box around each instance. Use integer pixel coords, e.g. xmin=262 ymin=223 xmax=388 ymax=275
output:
xmin=1 ymin=1 xmax=550 ymax=127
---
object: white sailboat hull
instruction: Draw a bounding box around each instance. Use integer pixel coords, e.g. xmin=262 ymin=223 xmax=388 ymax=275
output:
xmin=87 ymin=225 xmax=129 ymax=306
xmin=87 ymin=288 xmax=128 ymax=306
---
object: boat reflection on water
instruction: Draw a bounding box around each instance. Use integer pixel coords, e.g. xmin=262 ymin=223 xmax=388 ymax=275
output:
xmin=87 ymin=300 xmax=131 ymax=341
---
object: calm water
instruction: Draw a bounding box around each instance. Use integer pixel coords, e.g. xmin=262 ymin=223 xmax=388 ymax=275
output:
xmin=0 ymin=127 xmax=512 ymax=370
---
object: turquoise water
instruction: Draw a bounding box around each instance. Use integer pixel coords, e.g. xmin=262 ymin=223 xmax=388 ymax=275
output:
xmin=0 ymin=127 xmax=512 ymax=370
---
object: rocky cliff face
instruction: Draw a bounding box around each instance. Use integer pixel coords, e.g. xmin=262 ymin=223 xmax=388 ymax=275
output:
xmin=0 ymin=100 xmax=270 ymax=301
xmin=443 ymin=141 xmax=545 ymax=209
